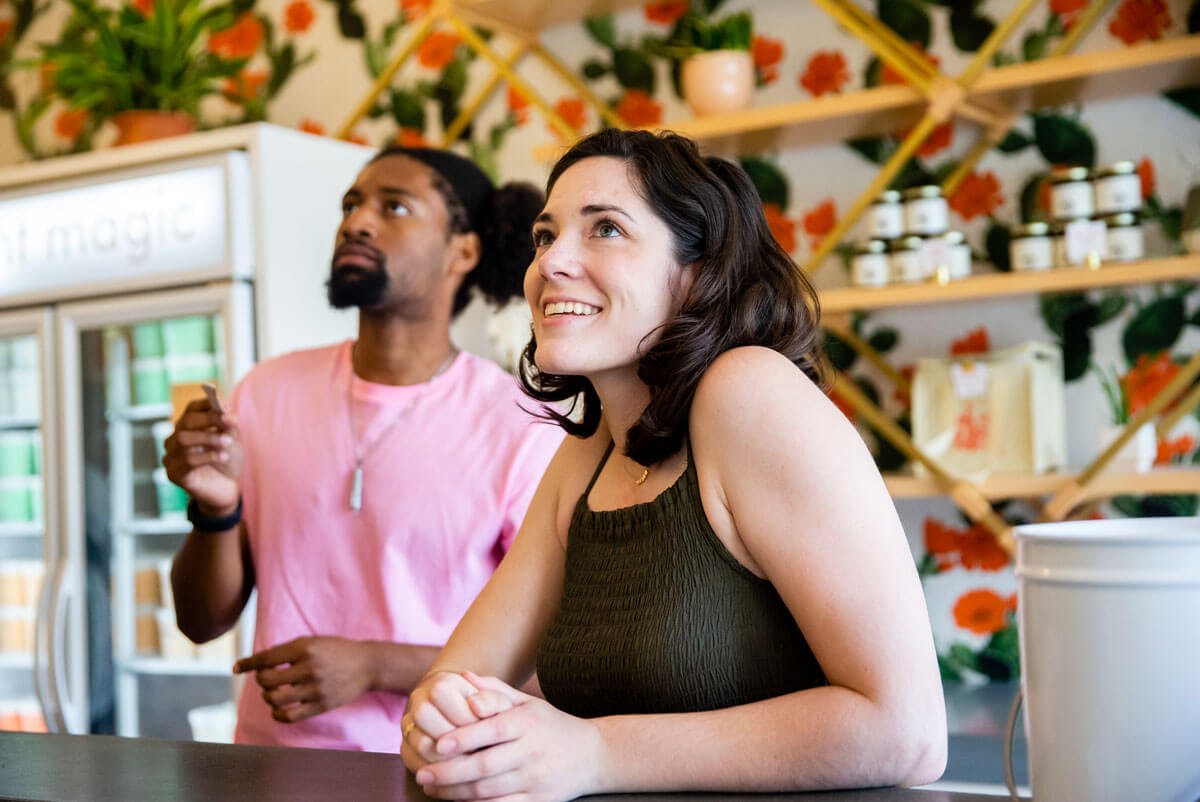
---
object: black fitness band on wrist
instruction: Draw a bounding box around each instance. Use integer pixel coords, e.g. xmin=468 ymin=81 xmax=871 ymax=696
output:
xmin=186 ymin=497 xmax=243 ymax=532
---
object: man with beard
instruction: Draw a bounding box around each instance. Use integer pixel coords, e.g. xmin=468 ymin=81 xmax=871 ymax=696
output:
xmin=162 ymin=147 xmax=562 ymax=752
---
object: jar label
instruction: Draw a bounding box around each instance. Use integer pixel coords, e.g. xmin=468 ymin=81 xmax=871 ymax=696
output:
xmin=1065 ymin=219 xmax=1108 ymax=264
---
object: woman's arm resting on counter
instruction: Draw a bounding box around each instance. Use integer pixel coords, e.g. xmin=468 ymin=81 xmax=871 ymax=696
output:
xmin=412 ymin=348 xmax=946 ymax=798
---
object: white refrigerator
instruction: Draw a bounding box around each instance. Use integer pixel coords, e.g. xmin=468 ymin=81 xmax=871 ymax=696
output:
xmin=0 ymin=124 xmax=374 ymax=739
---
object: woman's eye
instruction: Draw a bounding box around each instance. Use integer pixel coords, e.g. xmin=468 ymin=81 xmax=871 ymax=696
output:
xmin=533 ymin=229 xmax=554 ymax=247
xmin=595 ymin=221 xmax=621 ymax=238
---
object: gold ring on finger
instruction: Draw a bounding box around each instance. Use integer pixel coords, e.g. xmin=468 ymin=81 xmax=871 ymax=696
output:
xmin=402 ymin=720 xmax=417 ymax=739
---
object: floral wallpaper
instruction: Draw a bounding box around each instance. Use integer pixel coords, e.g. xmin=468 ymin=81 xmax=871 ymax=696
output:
xmin=1 ymin=0 xmax=1198 ymax=682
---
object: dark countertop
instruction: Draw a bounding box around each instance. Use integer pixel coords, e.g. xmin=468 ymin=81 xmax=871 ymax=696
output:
xmin=0 ymin=731 xmax=1019 ymax=802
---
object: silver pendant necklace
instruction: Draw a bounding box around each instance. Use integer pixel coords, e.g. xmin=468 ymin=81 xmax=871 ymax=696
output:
xmin=346 ymin=347 xmax=456 ymax=511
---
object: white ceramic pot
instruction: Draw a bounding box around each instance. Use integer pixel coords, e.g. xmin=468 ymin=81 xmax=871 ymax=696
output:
xmin=680 ymin=50 xmax=754 ymax=117
xmin=1098 ymin=421 xmax=1157 ymax=473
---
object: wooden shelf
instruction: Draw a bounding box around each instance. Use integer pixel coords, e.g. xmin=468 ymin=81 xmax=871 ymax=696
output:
xmin=970 ymin=34 xmax=1200 ymax=117
xmin=886 ymin=467 xmax=1200 ymax=501
xmin=456 ymin=0 xmax=646 ymax=35
xmin=535 ymin=35 xmax=1200 ymax=160
xmin=820 ymin=253 xmax=1200 ymax=314
xmin=536 ymin=83 xmax=927 ymax=161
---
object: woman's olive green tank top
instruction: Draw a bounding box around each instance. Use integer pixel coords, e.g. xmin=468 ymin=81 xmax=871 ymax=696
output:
xmin=536 ymin=442 xmax=826 ymax=718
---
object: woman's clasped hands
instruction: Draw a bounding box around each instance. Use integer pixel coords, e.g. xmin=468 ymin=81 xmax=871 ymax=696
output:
xmin=401 ymin=672 xmax=607 ymax=802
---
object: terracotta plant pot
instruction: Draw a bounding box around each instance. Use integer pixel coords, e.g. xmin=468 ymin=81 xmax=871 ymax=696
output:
xmin=110 ymin=110 xmax=197 ymax=147
xmin=680 ymin=50 xmax=754 ymax=117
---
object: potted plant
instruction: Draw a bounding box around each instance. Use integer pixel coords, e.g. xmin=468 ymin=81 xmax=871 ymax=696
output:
xmin=654 ymin=2 xmax=754 ymax=117
xmin=23 ymin=0 xmax=253 ymax=147
xmin=1094 ymin=363 xmax=1157 ymax=473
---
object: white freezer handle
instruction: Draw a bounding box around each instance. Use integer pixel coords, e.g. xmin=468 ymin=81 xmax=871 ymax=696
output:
xmin=33 ymin=557 xmax=66 ymax=733
xmin=47 ymin=560 xmax=84 ymax=733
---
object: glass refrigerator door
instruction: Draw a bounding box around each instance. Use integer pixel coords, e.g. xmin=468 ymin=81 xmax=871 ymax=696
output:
xmin=56 ymin=282 xmax=253 ymax=738
xmin=0 ymin=310 xmax=55 ymax=734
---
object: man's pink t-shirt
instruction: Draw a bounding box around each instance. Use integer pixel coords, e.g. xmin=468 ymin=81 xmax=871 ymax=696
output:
xmin=227 ymin=341 xmax=562 ymax=752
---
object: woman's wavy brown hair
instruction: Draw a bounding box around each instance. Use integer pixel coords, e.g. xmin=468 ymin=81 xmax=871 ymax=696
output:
xmin=519 ymin=128 xmax=826 ymax=467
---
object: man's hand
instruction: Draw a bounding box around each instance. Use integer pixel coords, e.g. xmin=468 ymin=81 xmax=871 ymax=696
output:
xmin=162 ymin=397 xmax=243 ymax=517
xmin=234 ymin=636 xmax=378 ymax=723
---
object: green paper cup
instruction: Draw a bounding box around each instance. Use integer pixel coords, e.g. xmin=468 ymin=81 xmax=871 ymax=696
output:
xmin=0 ymin=477 xmax=32 ymax=523
xmin=153 ymin=468 xmax=187 ymax=518
xmin=162 ymin=317 xmax=214 ymax=357
xmin=132 ymin=357 xmax=169 ymax=406
xmin=0 ymin=432 xmax=34 ymax=477
xmin=131 ymin=322 xmax=166 ymax=358
xmin=30 ymin=434 xmax=41 ymax=475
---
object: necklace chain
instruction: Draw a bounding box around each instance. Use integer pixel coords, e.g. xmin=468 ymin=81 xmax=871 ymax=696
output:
xmin=346 ymin=348 xmax=456 ymax=511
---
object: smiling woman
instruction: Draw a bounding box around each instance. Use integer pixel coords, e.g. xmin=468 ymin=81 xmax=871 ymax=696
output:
xmin=400 ymin=129 xmax=947 ymax=800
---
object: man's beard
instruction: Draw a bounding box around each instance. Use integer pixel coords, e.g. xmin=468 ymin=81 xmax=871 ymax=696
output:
xmin=327 ymin=264 xmax=389 ymax=309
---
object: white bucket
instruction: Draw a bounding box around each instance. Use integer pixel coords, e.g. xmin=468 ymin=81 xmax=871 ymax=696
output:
xmin=1011 ymin=517 xmax=1200 ymax=801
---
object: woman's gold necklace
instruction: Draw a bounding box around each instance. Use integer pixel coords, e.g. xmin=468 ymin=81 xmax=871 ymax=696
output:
xmin=626 ymin=458 xmax=650 ymax=486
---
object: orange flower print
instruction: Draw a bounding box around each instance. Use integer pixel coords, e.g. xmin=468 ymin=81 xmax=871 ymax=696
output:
xmin=1121 ymin=352 xmax=1179 ymax=416
xmin=132 ymin=0 xmax=155 ymax=16
xmin=54 ymin=108 xmax=87 ymax=140
xmin=950 ymin=326 xmax=990 ymax=356
xmin=616 ymin=89 xmax=662 ymax=128
xmin=953 ymin=405 xmax=991 ymax=452
xmin=762 ymin=203 xmax=797 ymax=254
xmin=395 ymin=127 xmax=428 ymax=147
xmin=644 ymin=1 xmax=687 ymax=25
xmin=299 ymin=118 xmax=326 ymax=136
xmin=802 ymin=199 xmax=836 ymax=248
xmin=284 ymin=0 xmax=315 ymax=33
xmin=753 ymin=36 xmax=784 ymax=85
xmin=1137 ymin=156 xmax=1155 ymax=199
xmin=924 ymin=518 xmax=1009 ymax=572
xmin=548 ymin=97 xmax=587 ymax=138
xmin=1005 ymin=593 xmax=1018 ymax=613
xmin=958 ymin=525 xmax=1010 ymax=571
xmin=923 ymin=518 xmax=962 ymax=556
xmin=507 ymin=86 xmax=529 ymax=125
xmin=346 ymin=131 xmax=369 ymax=145
xmin=224 ymin=70 xmax=267 ymax=101
xmin=949 ymin=170 xmax=1004 ymax=221
xmin=418 ymin=32 xmax=461 ymax=70
xmin=881 ymin=44 xmax=939 ymax=86
xmin=1050 ymin=0 xmax=1088 ymax=28
xmin=953 ymin=589 xmax=1010 ymax=635
xmin=1154 ymin=434 xmax=1197 ymax=465
xmin=1037 ymin=174 xmax=1052 ymax=213
xmin=209 ymin=13 xmax=263 ymax=59
xmin=799 ymin=51 xmax=849 ymax=98
xmin=401 ymin=0 xmax=433 ymax=20
xmin=1109 ymin=0 xmax=1172 ymax=45
xmin=900 ymin=120 xmax=954 ymax=158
